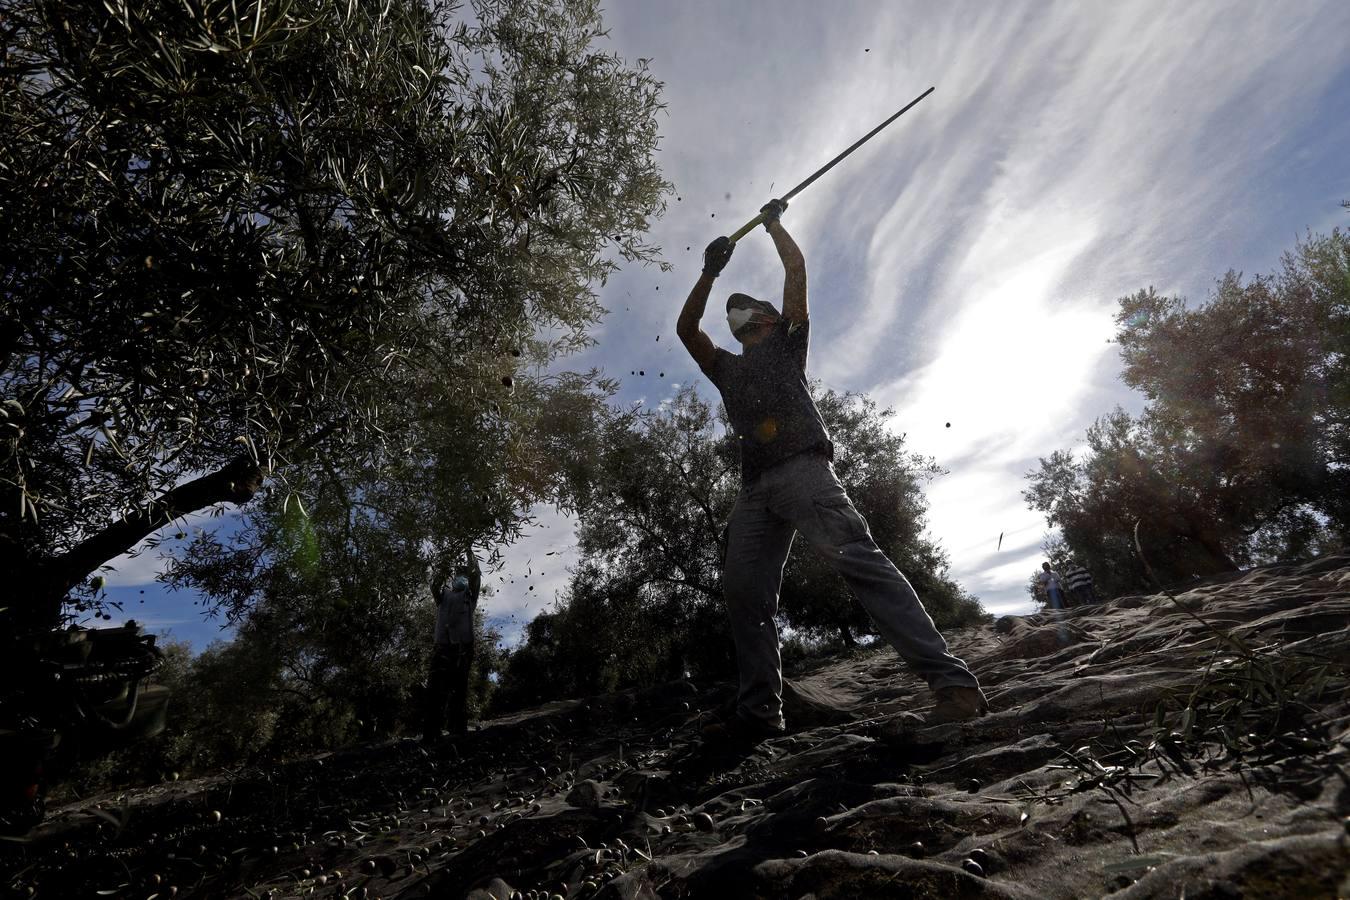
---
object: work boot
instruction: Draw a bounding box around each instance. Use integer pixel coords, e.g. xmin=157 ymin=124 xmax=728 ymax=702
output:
xmin=924 ymin=686 xmax=989 ymax=725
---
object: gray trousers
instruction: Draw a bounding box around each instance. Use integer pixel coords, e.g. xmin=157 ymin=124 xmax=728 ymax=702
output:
xmin=723 ymin=452 xmax=981 ymax=728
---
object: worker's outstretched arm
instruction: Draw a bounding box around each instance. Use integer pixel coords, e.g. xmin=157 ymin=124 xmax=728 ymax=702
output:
xmin=766 ymin=218 xmax=806 ymax=323
xmin=677 ymin=237 xmax=733 ymax=371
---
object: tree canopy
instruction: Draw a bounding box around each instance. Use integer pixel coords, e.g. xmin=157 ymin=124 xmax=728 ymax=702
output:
xmin=1024 ymin=230 xmax=1350 ymax=595
xmin=1 ymin=0 xmax=670 ymax=619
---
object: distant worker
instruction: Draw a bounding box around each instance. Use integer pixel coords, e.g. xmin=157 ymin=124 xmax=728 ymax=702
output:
xmin=1037 ymin=561 xmax=1067 ymax=610
xmin=676 ymin=200 xmax=987 ymax=744
xmin=424 ymin=548 xmax=481 ymax=739
xmin=1064 ymin=561 xmax=1095 ymax=605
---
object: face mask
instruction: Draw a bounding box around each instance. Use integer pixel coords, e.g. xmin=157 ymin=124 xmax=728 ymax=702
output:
xmin=727 ymin=307 xmax=756 ymax=335
xmin=727 ymin=293 xmax=780 ymax=338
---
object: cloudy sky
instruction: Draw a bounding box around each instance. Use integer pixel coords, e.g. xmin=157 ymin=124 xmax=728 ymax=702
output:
xmin=104 ymin=1 xmax=1350 ymax=648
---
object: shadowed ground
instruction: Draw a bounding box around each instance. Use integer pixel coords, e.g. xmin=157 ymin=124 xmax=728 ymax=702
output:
xmin=7 ymin=553 xmax=1350 ymax=898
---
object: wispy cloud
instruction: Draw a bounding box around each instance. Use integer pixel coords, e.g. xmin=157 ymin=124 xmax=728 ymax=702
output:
xmin=783 ymin=3 xmax=1349 ymax=610
xmin=102 ymin=547 xmax=175 ymax=588
xmin=590 ymin=2 xmax=1350 ymax=616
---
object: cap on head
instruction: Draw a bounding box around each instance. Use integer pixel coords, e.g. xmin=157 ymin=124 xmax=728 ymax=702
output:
xmin=726 ymin=293 xmax=781 ymax=338
xmin=452 ymin=575 xmax=470 ymax=591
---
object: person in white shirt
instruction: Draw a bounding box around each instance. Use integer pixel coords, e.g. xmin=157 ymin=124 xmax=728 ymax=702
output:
xmin=1037 ymin=562 xmax=1067 ymax=610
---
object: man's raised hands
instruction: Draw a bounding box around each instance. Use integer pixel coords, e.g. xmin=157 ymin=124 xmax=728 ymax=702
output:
xmin=702 ymin=236 xmax=734 ymax=278
xmin=759 ymin=198 xmax=788 ymax=229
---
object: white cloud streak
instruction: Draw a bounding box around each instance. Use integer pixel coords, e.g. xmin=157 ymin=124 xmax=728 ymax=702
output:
xmin=590 ymin=1 xmax=1349 ymax=616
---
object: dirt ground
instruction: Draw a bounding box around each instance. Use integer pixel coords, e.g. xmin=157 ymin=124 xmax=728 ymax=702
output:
xmin=5 ymin=552 xmax=1350 ymax=899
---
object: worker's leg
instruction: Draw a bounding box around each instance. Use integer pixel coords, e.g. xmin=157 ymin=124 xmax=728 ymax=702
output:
xmin=446 ymin=643 xmax=474 ymax=734
xmin=769 ymin=454 xmax=980 ymax=692
xmin=423 ymin=645 xmax=452 ymax=736
xmin=721 ymin=480 xmax=797 ymax=730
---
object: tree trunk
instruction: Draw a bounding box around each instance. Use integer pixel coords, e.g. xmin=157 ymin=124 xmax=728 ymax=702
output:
xmin=27 ymin=455 xmax=266 ymax=620
xmin=838 ymin=622 xmax=857 ymax=649
xmin=1183 ymin=516 xmax=1240 ymax=573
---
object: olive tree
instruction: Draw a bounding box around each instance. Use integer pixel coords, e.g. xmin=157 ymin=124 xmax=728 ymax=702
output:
xmin=1024 ymin=230 xmax=1350 ymax=591
xmin=0 ymin=0 xmax=669 ymax=621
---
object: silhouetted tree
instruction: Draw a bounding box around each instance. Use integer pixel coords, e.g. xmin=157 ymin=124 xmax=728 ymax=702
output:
xmin=1025 ymin=230 xmax=1350 ymax=592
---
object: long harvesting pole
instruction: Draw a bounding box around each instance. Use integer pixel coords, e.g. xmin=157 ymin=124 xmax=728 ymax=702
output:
xmin=726 ymin=85 xmax=936 ymax=244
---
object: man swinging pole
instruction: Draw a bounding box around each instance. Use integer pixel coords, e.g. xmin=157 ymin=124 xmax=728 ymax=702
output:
xmin=675 ymin=86 xmax=987 ymax=739
xmin=677 ymin=203 xmax=988 ymax=741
